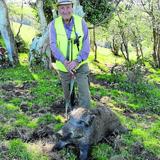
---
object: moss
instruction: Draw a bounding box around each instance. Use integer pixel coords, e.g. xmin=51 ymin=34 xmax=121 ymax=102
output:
xmin=37 ymin=113 xmax=55 ymax=125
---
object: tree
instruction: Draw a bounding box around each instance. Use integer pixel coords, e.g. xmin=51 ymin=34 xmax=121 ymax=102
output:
xmin=140 ymin=0 xmax=160 ymax=68
xmin=36 ymin=0 xmax=48 ymax=33
xmin=107 ymin=0 xmax=148 ymax=62
xmin=81 ymin=0 xmax=121 ymax=61
xmin=117 ymin=11 xmax=130 ymax=61
xmin=29 ymin=0 xmax=53 ymax=69
xmin=106 ymin=3 xmax=131 ymax=61
xmin=0 ymin=0 xmax=18 ymax=65
xmin=129 ymin=14 xmax=144 ymax=61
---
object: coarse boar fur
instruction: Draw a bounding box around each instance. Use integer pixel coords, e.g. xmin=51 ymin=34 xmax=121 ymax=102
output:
xmin=53 ymin=106 xmax=127 ymax=160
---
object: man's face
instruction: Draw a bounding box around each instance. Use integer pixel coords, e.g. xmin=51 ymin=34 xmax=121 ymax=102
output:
xmin=58 ymin=4 xmax=73 ymax=21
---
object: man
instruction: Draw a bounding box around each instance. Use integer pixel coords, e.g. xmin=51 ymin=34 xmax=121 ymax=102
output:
xmin=49 ymin=0 xmax=90 ymax=109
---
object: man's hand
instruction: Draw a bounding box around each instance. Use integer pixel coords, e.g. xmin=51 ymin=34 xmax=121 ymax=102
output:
xmin=63 ymin=60 xmax=79 ymax=75
xmin=68 ymin=60 xmax=79 ymax=73
xmin=63 ymin=60 xmax=70 ymax=71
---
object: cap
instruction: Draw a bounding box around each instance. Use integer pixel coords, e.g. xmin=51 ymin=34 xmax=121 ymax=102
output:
xmin=57 ymin=0 xmax=73 ymax=6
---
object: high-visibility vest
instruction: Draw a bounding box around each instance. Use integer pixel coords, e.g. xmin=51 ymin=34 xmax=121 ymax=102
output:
xmin=54 ymin=14 xmax=87 ymax=72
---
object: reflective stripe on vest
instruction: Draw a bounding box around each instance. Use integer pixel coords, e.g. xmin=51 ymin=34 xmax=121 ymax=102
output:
xmin=54 ymin=14 xmax=87 ymax=72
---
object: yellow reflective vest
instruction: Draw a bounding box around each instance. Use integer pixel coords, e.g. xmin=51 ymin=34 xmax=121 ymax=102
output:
xmin=54 ymin=14 xmax=87 ymax=72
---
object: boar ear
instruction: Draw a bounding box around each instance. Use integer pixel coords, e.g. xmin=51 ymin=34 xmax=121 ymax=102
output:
xmin=84 ymin=114 xmax=96 ymax=127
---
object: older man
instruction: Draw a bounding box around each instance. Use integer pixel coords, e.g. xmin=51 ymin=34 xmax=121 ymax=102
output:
xmin=49 ymin=0 xmax=90 ymax=109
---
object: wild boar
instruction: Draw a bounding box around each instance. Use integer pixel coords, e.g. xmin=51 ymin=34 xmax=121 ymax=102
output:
xmin=53 ymin=106 xmax=127 ymax=160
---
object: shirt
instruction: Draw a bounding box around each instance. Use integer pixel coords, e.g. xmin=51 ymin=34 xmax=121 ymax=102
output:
xmin=49 ymin=16 xmax=90 ymax=63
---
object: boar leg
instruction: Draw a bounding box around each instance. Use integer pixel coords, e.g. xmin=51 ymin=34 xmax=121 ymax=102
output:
xmin=53 ymin=140 xmax=70 ymax=151
xmin=79 ymin=143 xmax=90 ymax=160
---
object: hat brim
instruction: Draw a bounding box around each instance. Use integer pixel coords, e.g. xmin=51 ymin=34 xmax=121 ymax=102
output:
xmin=58 ymin=2 xmax=73 ymax=5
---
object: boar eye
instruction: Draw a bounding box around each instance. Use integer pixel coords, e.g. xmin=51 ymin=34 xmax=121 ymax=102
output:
xmin=79 ymin=120 xmax=85 ymax=126
xmin=79 ymin=120 xmax=90 ymax=127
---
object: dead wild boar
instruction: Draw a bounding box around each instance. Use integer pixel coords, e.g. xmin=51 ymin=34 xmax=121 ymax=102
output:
xmin=53 ymin=106 xmax=127 ymax=160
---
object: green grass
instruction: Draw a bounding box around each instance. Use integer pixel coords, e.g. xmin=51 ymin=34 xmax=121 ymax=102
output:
xmin=8 ymin=139 xmax=32 ymax=160
xmin=8 ymin=4 xmax=34 ymax=17
xmin=58 ymin=148 xmax=77 ymax=160
xmin=7 ymin=3 xmax=38 ymax=47
xmin=89 ymin=52 xmax=160 ymax=159
xmin=10 ymin=22 xmax=38 ymax=46
xmin=88 ymin=47 xmax=125 ymax=74
xmin=14 ymin=113 xmax=31 ymax=127
xmin=89 ymin=55 xmax=160 ymax=113
xmin=0 ymin=53 xmax=62 ymax=106
xmin=53 ymin=123 xmax=64 ymax=132
xmin=0 ymin=50 xmax=160 ymax=159
xmin=92 ymin=143 xmax=113 ymax=160
xmin=0 ymin=103 xmax=19 ymax=119
xmin=0 ymin=123 xmax=12 ymax=140
xmin=113 ymin=113 xmax=160 ymax=159
xmin=37 ymin=113 xmax=55 ymax=125
xmin=30 ymin=75 xmax=62 ymax=107
xmin=148 ymin=71 xmax=160 ymax=83
xmin=0 ymin=36 xmax=5 ymax=47
xmin=0 ymin=54 xmax=62 ymax=159
xmin=1 ymin=6 xmax=160 ymax=158
xmin=8 ymin=139 xmax=48 ymax=160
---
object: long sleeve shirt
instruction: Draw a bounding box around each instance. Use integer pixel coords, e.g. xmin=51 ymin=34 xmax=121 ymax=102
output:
xmin=49 ymin=17 xmax=90 ymax=63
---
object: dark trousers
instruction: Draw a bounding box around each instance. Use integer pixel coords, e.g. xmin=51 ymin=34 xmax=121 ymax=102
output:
xmin=59 ymin=63 xmax=90 ymax=108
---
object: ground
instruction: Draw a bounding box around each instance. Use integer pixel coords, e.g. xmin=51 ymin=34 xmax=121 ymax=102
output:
xmin=0 ymin=53 xmax=160 ymax=160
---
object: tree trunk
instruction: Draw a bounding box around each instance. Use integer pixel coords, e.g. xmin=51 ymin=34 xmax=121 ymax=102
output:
xmin=121 ymin=32 xmax=129 ymax=61
xmin=93 ymin=25 xmax=98 ymax=61
xmin=135 ymin=44 xmax=140 ymax=60
xmin=124 ymin=42 xmax=129 ymax=61
xmin=29 ymin=29 xmax=52 ymax=69
xmin=16 ymin=1 xmax=23 ymax=37
xmin=135 ymin=26 xmax=144 ymax=60
xmin=29 ymin=0 xmax=51 ymax=69
xmin=131 ymin=28 xmax=143 ymax=60
xmin=152 ymin=26 xmax=160 ymax=68
xmin=73 ymin=0 xmax=85 ymax=17
xmin=139 ymin=43 xmax=144 ymax=60
xmin=36 ymin=0 xmax=47 ymax=33
xmin=152 ymin=28 xmax=158 ymax=66
xmin=141 ymin=0 xmax=160 ymax=68
xmin=157 ymin=34 xmax=160 ymax=68
xmin=111 ymin=37 xmax=119 ymax=56
xmin=120 ymin=43 xmax=127 ymax=60
xmin=0 ymin=0 xmax=18 ymax=65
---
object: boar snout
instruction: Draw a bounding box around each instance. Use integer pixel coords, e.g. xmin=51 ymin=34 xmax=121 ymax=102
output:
xmin=57 ymin=127 xmax=74 ymax=140
xmin=54 ymin=129 xmax=72 ymax=151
